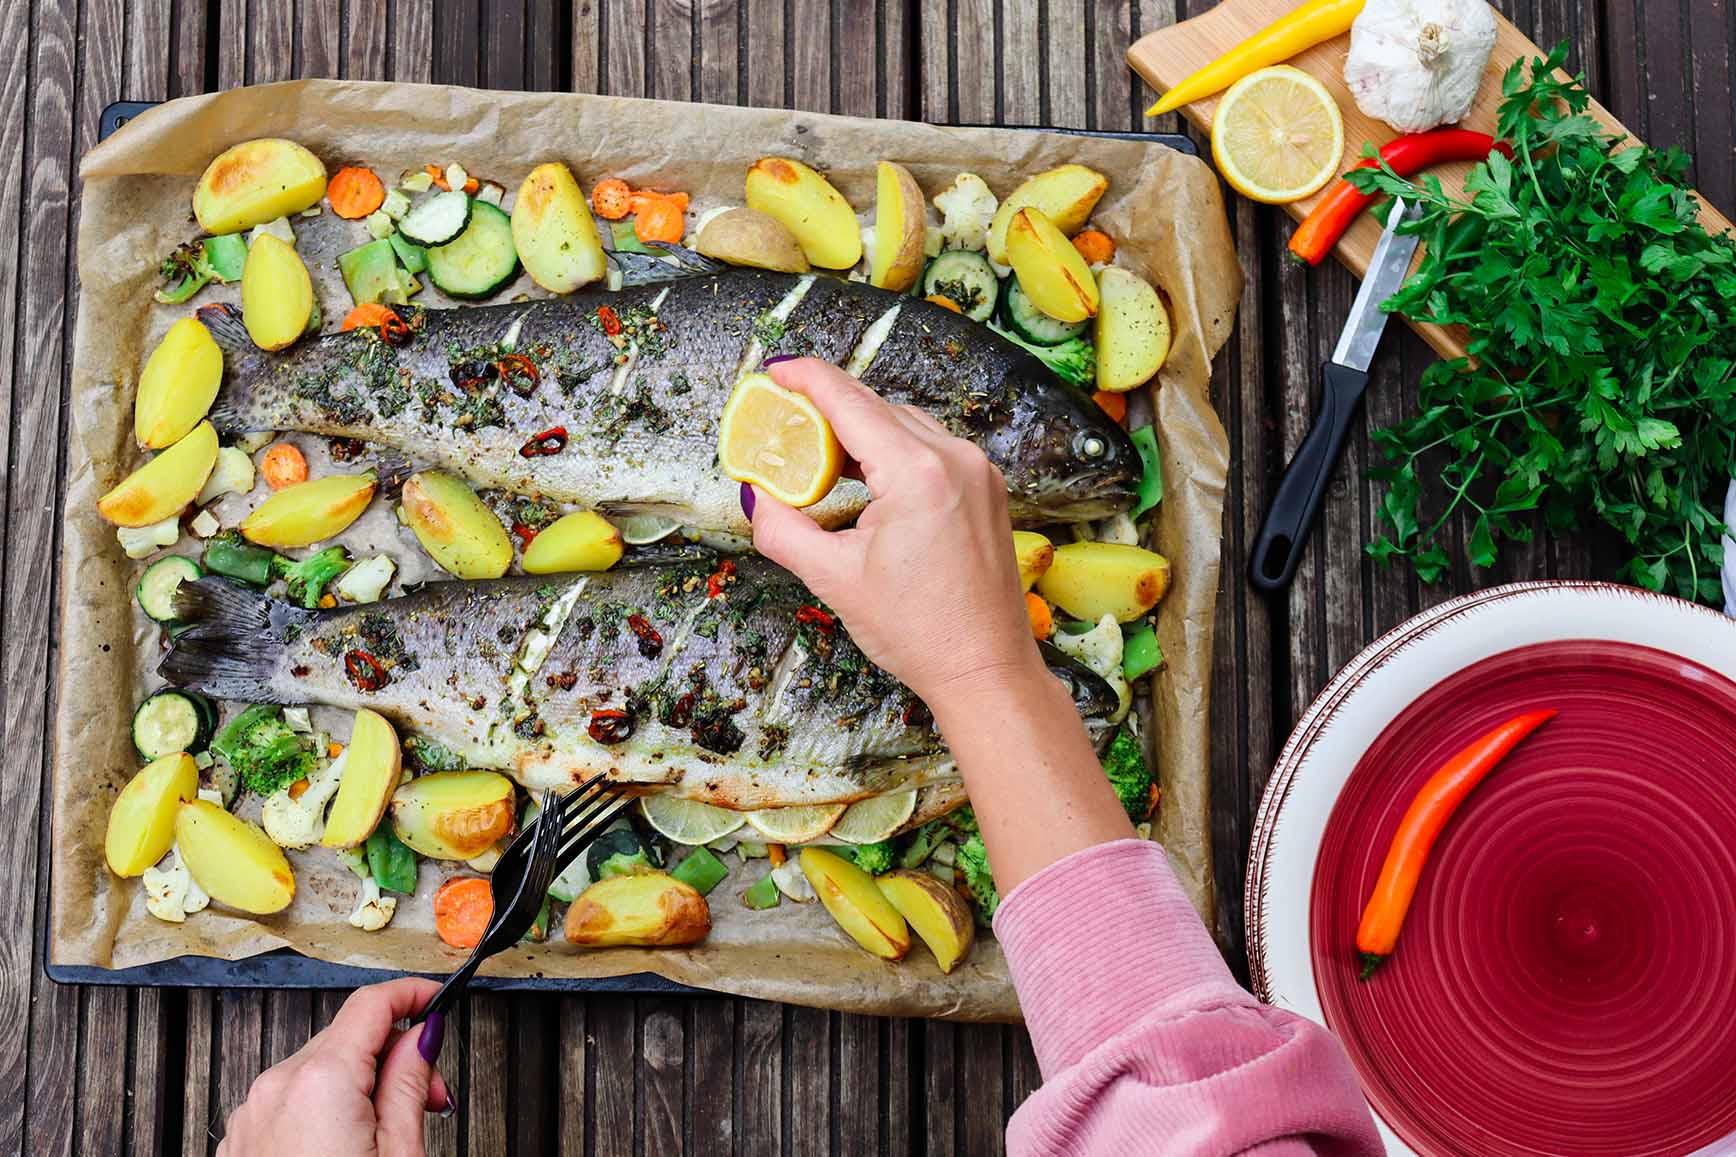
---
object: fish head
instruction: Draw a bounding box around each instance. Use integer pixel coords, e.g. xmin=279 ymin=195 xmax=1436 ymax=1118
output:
xmin=987 ymin=366 xmax=1142 ymax=524
xmin=1038 ymin=641 xmax=1122 ymax=743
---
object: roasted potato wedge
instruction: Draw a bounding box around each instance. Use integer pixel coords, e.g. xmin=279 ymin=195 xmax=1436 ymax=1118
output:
xmin=1005 ymin=207 xmax=1099 ymax=324
xmin=1012 ymin=530 xmax=1054 ymax=590
xmin=520 ymin=510 xmax=624 ymax=574
xmin=1037 ymin=541 xmax=1171 ymax=622
xmin=1094 ymin=266 xmax=1171 ymax=393
xmin=986 ymin=163 xmax=1109 ymax=264
xmin=240 ymin=234 xmax=315 ymax=351
xmin=399 ymin=471 xmax=513 ymax=579
xmin=800 ymin=847 xmax=910 ymax=960
xmin=194 ymin=138 xmax=328 ymax=235
xmin=512 ymin=162 xmax=608 ymax=293
xmin=870 ymin=161 xmax=926 ymax=291
xmin=565 ymin=872 xmax=711 ymax=947
xmin=175 ymin=800 xmax=296 ymax=914
xmin=694 ymin=207 xmax=810 ymax=273
xmin=390 ymin=770 xmax=516 ymax=860
xmin=105 ymin=752 xmax=199 ymax=877
xmin=877 ymin=870 xmax=976 ymax=974
xmin=320 ymin=709 xmax=401 ymax=849
xmin=135 ymin=318 xmax=223 ymax=449
xmin=241 ymin=472 xmax=376 ymax=548
xmin=98 ymin=419 xmax=219 ymax=527
xmin=745 ymin=157 xmax=862 ymax=270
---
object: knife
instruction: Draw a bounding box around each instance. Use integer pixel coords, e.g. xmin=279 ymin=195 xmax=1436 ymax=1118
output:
xmin=1248 ymin=198 xmax=1422 ymax=593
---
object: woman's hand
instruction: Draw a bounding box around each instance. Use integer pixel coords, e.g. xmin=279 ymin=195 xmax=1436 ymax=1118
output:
xmin=746 ymin=357 xmax=1043 ymax=702
xmin=217 ymin=978 xmax=451 ymax=1157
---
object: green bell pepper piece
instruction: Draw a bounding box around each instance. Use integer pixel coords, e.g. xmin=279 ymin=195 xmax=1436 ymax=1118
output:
xmin=202 ymin=532 xmax=277 ymax=587
xmin=1130 ymin=425 xmax=1163 ymax=518
xmin=1121 ymin=621 xmax=1164 ymax=681
xmin=671 ymin=846 xmax=729 ymax=895
xmin=741 ymin=872 xmax=780 ymax=910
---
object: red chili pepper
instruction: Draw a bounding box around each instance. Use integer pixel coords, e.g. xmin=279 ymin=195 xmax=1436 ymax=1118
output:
xmin=597 ymin=305 xmax=622 ymax=336
xmin=626 ymin=614 xmax=664 ymax=658
xmin=496 ymin=353 xmax=540 ymax=396
xmin=511 ymin=522 xmax=538 ymax=548
xmin=1355 ymin=708 xmax=1557 ymax=978
xmin=344 ymin=650 xmax=389 ymax=692
xmin=1288 ymin=130 xmax=1513 ymax=266
xmin=519 ymin=426 xmax=568 ymax=458
xmin=588 ymin=708 xmax=635 ymax=744
xmin=378 ymin=310 xmax=413 ymax=346
xmin=705 ymin=558 xmax=737 ymax=599
xmin=795 ymin=605 xmax=835 ymax=632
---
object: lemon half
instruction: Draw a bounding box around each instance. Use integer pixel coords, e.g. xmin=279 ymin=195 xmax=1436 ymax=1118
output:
xmin=718 ymin=372 xmax=844 ymax=508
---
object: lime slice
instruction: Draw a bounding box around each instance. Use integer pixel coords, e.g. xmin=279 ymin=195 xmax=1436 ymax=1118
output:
xmin=640 ymin=795 xmax=746 ymax=846
xmin=618 ymin=514 xmax=682 ymax=545
xmin=827 ymin=791 xmax=918 ymax=844
xmin=742 ymin=803 xmax=848 ymax=844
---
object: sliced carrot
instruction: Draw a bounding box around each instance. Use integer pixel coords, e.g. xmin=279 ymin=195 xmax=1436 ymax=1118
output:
xmin=591 ymin=178 xmax=633 ymax=220
xmin=924 ymin=294 xmax=963 ymax=314
xmin=767 ymin=843 xmax=787 ymax=868
xmin=630 ymin=190 xmax=689 ymax=214
xmin=1071 ymin=229 xmax=1115 ymax=265
xmin=633 ymin=197 xmax=686 ymax=244
xmin=328 ymin=165 xmax=386 ymax=219
xmin=1025 ymin=592 xmax=1053 ymax=640
xmin=434 ymin=877 xmax=494 ymax=949
xmin=340 ymin=303 xmax=397 ymax=332
xmin=286 ymin=777 xmax=311 ymax=800
xmin=327 ymin=742 xmax=344 ymax=758
xmin=426 ymin=163 xmax=449 ymax=190
xmin=1091 ymin=390 xmax=1127 ymax=423
xmin=260 ymin=443 xmax=309 ymax=490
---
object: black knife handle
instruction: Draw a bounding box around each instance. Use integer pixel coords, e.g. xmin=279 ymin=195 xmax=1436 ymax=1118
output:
xmin=1248 ymin=362 xmax=1370 ymax=594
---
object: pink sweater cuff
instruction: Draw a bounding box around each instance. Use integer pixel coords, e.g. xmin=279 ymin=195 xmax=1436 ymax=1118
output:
xmin=994 ymin=838 xmax=1243 ymax=1075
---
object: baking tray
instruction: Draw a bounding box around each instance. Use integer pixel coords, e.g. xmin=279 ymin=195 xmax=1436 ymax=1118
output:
xmin=47 ymin=99 xmax=1195 ymax=992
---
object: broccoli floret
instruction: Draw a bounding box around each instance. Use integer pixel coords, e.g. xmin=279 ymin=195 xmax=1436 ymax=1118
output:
xmin=210 ymin=704 xmax=319 ymax=797
xmin=272 ymin=546 xmax=353 ymax=609
xmin=899 ymin=806 xmax=980 ymax=869
xmin=585 ymin=826 xmax=661 ymax=881
xmin=956 ymin=833 xmax=999 ymax=924
xmin=840 ymin=840 xmax=896 ymax=875
xmin=403 ymin=734 xmax=464 ymax=773
xmin=1102 ymin=729 xmax=1154 ymax=823
xmin=153 ymin=236 xmax=247 ymax=305
xmin=990 ymin=323 xmax=1095 ymax=387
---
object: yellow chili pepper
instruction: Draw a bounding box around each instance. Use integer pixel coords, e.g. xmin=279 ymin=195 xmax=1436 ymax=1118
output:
xmin=1147 ymin=0 xmax=1364 ymax=116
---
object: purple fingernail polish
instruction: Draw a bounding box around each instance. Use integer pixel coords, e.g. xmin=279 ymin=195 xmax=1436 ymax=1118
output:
xmin=739 ymin=482 xmax=756 ymax=521
xmin=417 ymin=1012 xmax=445 ymax=1064
xmin=763 ymin=354 xmax=798 ymax=366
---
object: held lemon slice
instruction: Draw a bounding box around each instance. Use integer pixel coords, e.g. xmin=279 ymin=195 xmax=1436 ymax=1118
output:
xmin=1210 ymin=66 xmax=1344 ymax=205
xmin=742 ymin=803 xmax=849 ymax=845
xmin=827 ymin=791 xmax=919 ymax=845
xmin=717 ymin=372 xmax=844 ymax=508
xmin=640 ymin=795 xmax=747 ymax=846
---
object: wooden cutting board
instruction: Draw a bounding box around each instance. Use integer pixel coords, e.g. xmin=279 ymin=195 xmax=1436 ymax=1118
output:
xmin=1128 ymin=2 xmax=1735 ymax=360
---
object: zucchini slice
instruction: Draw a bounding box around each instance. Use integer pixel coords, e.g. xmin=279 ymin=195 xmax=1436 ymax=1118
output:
xmin=922 ymin=250 xmax=999 ymax=322
xmin=1001 ymin=276 xmax=1089 ymax=346
xmin=397 ymin=190 xmax=474 ymax=247
xmin=133 ymin=689 xmax=216 ymax=760
xmin=136 ymin=555 xmax=204 ymax=624
xmin=426 ymin=200 xmax=520 ymax=299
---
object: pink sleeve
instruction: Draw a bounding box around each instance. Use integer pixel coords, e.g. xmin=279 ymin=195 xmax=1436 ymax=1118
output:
xmin=994 ymin=839 xmax=1383 ymax=1157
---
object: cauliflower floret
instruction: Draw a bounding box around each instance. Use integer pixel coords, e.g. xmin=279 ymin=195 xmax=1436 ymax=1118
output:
xmin=260 ymin=748 xmax=346 ymax=850
xmin=932 ymin=173 xmax=998 ymax=252
xmin=143 ymin=849 xmax=210 ymax=924
xmin=117 ymin=516 xmax=180 ymax=560
xmin=196 ymin=446 xmax=256 ymax=505
xmin=1095 ymin=512 xmax=1141 ymax=546
xmin=1051 ymin=613 xmax=1132 ymax=723
xmin=771 ymin=859 xmax=815 ymax=902
xmin=348 ymin=876 xmax=398 ymax=932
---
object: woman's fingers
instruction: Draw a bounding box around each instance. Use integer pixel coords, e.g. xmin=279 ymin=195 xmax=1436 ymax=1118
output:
xmin=748 ymin=485 xmax=859 ymax=591
xmin=315 ymin=977 xmax=442 ymax=1085
xmin=765 ymin=358 xmax=925 ymax=485
xmin=373 ymin=1019 xmax=448 ymax=1149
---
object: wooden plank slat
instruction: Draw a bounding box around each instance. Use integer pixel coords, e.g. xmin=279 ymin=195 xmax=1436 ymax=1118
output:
xmin=213 ymin=991 xmax=264 ymax=1145
xmin=790 ymin=0 xmax=829 ymax=112
xmin=639 ymin=999 xmax=686 ymax=1155
xmin=464 ymin=993 xmax=511 ymax=1156
xmin=836 ymin=1014 xmax=881 ymax=1153
xmin=557 ymin=997 xmax=588 ymax=1155
xmin=785 ymin=1006 xmax=830 ymax=1155
xmin=77 ymin=989 xmax=129 ymax=1157
xmin=572 ymin=0 xmax=603 ymax=93
xmin=507 ymin=995 xmax=557 ymax=1156
xmin=347 ymin=0 xmax=390 ymax=80
xmin=744 ymin=0 xmax=784 ymax=108
xmin=589 ymin=998 xmax=637 ymax=1157
xmin=392 ymin=0 xmax=435 ymax=84
xmin=605 ymin=0 xmax=648 ymax=97
xmin=181 ymin=993 xmax=216 ymax=1157
xmin=738 ymin=1000 xmax=782 ymax=1157
xmin=689 ymin=999 xmax=735 ymax=1155
xmin=697 ymin=0 xmax=738 ymax=104
xmin=959 ymin=1025 xmax=1008 ymax=1156
xmin=300 ymin=0 xmax=342 ymax=77
xmin=433 ymin=0 xmax=482 ymax=87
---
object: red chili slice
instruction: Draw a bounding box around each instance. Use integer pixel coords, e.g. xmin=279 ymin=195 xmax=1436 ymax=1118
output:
xmin=511 ymin=522 xmax=538 ymax=548
xmin=795 ymin=605 xmax=835 ymax=632
xmin=344 ymin=649 xmax=389 ymax=692
xmin=519 ymin=426 xmax=569 ymax=457
xmin=705 ymin=558 xmax=737 ymax=599
xmin=378 ymin=310 xmax=413 ymax=347
xmin=597 ymin=305 xmax=622 ymax=336
xmin=496 ymin=353 xmax=540 ymax=396
xmin=588 ymin=707 xmax=635 ymax=744
xmin=627 ymin=614 xmax=664 ymax=659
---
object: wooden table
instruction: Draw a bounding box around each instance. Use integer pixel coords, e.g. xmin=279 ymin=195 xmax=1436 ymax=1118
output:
xmin=5 ymin=2 xmax=1730 ymax=1153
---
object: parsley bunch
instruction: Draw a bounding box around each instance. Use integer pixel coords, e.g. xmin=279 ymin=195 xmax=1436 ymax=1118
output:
xmin=1350 ymin=46 xmax=1736 ymax=602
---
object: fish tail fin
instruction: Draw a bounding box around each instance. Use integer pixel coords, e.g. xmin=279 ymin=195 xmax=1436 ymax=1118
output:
xmin=195 ymin=303 xmax=280 ymax=436
xmin=195 ymin=302 xmax=252 ymax=351
xmin=157 ymin=577 xmax=314 ymax=702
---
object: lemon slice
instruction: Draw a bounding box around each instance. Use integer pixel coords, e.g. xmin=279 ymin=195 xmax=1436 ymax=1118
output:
xmin=617 ymin=514 xmax=683 ymax=545
xmin=640 ymin=795 xmax=746 ymax=845
xmin=717 ymin=372 xmax=844 ymax=508
xmin=742 ymin=803 xmax=849 ymax=844
xmin=827 ymin=791 xmax=918 ymax=844
xmin=1210 ymin=66 xmax=1344 ymax=205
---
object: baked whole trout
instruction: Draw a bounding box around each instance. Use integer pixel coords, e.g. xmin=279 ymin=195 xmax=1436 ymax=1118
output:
xmin=159 ymin=556 xmax=1118 ymax=810
xmin=206 ymin=269 xmax=1140 ymax=535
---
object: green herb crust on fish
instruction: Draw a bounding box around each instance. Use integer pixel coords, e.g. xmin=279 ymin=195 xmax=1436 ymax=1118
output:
xmin=159 ymin=558 xmax=1118 ymax=811
xmin=203 ymin=269 xmax=1140 ymax=535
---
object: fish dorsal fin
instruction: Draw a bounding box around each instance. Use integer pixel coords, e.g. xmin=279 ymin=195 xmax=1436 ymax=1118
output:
xmin=606 ymin=241 xmax=725 ymax=286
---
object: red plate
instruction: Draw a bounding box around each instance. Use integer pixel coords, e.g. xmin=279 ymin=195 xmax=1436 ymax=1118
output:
xmin=1309 ymin=639 xmax=1736 ymax=1156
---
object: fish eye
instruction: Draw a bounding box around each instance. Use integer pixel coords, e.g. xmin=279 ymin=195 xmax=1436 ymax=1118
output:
xmin=1080 ymin=435 xmax=1106 ymax=459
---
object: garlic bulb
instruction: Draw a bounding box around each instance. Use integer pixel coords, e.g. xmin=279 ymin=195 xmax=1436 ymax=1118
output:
xmin=1343 ymin=0 xmax=1498 ymax=133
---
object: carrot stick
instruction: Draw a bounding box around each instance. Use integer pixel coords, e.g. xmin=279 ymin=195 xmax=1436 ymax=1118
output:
xmin=767 ymin=843 xmax=787 ymax=868
xmin=1091 ymin=390 xmax=1127 ymax=423
xmin=924 ymin=294 xmax=963 ymax=314
xmin=1071 ymin=229 xmax=1116 ymax=265
xmin=340 ymin=303 xmax=397 ymax=332
xmin=1355 ymin=708 xmax=1558 ymax=978
xmin=591 ymin=178 xmax=633 ymax=220
xmin=434 ymin=877 xmax=494 ymax=949
xmin=327 ymin=166 xmax=386 ymax=219
xmin=426 ymin=163 xmax=449 ymax=190
xmin=260 ymin=443 xmax=308 ymax=490
xmin=1024 ymin=592 xmax=1053 ymax=640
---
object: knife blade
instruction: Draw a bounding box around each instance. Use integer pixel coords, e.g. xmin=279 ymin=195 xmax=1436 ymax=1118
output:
xmin=1248 ymin=199 xmax=1420 ymax=594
